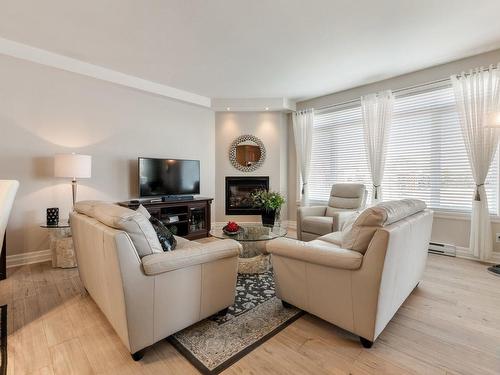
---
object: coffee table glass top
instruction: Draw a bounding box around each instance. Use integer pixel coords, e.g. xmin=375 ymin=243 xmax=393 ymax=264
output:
xmin=210 ymin=223 xmax=287 ymax=242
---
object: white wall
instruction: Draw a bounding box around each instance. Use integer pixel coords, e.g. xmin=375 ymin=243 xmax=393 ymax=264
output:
xmin=215 ymin=112 xmax=288 ymax=223
xmin=0 ymin=54 xmax=215 ymax=256
xmin=294 ymin=48 xmax=500 ymax=254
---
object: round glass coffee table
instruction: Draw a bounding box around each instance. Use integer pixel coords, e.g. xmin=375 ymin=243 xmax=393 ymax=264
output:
xmin=210 ymin=224 xmax=287 ymax=274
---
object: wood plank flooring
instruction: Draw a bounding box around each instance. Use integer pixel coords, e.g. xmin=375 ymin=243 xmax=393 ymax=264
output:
xmin=1 ymin=252 xmax=499 ymax=374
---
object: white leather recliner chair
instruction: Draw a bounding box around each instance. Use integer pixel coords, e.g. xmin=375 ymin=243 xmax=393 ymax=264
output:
xmin=70 ymin=201 xmax=241 ymax=360
xmin=0 ymin=180 xmax=19 ymax=280
xmin=297 ymin=183 xmax=367 ymax=241
xmin=268 ymin=199 xmax=433 ymax=348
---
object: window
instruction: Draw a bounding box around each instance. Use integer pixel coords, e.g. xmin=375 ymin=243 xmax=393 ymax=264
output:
xmin=384 ymin=84 xmax=498 ymax=213
xmin=308 ymin=82 xmax=499 ymax=214
xmin=309 ymin=104 xmax=372 ymax=203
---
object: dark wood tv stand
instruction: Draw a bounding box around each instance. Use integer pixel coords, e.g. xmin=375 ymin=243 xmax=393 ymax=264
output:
xmin=119 ymin=197 xmax=213 ymax=240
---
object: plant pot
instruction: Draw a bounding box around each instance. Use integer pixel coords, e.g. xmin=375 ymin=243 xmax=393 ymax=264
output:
xmin=261 ymin=209 xmax=276 ymax=226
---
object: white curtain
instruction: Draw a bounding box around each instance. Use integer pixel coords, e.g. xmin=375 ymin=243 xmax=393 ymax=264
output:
xmin=361 ymin=90 xmax=395 ymax=204
xmin=292 ymin=109 xmax=314 ymax=206
xmin=451 ymin=64 xmax=500 ymax=261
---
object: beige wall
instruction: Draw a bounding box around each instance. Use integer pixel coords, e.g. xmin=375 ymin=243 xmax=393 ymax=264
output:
xmin=215 ymin=112 xmax=288 ymax=223
xmin=0 ymin=54 xmax=215 ymax=256
xmin=295 ymin=48 xmax=500 ymax=252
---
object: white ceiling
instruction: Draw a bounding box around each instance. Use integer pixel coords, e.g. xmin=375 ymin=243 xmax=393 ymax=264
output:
xmin=1 ymin=0 xmax=500 ymax=101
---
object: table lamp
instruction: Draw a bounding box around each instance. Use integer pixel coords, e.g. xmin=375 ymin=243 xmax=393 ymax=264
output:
xmin=54 ymin=153 xmax=92 ymax=207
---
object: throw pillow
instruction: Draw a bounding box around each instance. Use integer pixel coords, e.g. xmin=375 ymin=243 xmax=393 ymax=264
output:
xmin=136 ymin=204 xmax=151 ymax=219
xmin=149 ymin=216 xmax=177 ymax=251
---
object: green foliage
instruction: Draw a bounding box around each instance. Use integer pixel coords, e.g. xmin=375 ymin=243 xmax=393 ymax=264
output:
xmin=251 ymin=190 xmax=286 ymax=212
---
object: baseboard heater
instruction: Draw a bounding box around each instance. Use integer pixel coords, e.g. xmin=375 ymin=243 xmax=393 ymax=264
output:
xmin=428 ymin=242 xmax=456 ymax=257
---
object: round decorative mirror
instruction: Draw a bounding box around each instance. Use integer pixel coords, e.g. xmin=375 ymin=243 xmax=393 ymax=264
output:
xmin=229 ymin=135 xmax=266 ymax=172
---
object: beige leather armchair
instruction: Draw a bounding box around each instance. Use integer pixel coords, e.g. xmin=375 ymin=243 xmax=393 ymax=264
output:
xmin=297 ymin=183 xmax=367 ymax=241
xmin=0 ymin=180 xmax=19 ymax=280
xmin=269 ymin=199 xmax=433 ymax=348
xmin=71 ymin=201 xmax=241 ymax=360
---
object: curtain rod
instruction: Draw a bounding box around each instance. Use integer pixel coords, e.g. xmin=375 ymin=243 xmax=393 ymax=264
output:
xmin=313 ymin=77 xmax=449 ymax=112
xmin=311 ymin=65 xmax=499 ymax=112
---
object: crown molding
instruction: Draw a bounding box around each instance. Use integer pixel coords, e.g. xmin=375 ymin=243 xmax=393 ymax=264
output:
xmin=212 ymin=97 xmax=296 ymax=112
xmin=0 ymin=37 xmax=211 ymax=108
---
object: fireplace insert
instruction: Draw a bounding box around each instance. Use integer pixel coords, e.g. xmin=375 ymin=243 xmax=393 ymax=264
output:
xmin=225 ymin=176 xmax=269 ymax=215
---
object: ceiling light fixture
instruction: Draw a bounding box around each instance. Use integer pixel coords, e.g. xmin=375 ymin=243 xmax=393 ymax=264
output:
xmin=226 ymin=107 xmax=231 ymax=111
xmin=265 ymin=107 xmax=269 ymax=111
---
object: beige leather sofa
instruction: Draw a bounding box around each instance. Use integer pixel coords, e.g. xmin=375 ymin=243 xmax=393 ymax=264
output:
xmin=0 ymin=180 xmax=19 ymax=280
xmin=297 ymin=183 xmax=367 ymax=241
xmin=70 ymin=201 xmax=241 ymax=360
xmin=268 ymin=199 xmax=433 ymax=348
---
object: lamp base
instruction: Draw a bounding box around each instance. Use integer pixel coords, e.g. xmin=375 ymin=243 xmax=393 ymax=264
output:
xmin=71 ymin=179 xmax=77 ymax=208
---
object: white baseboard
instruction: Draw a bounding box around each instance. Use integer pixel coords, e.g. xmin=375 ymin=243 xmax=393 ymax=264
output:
xmin=7 ymin=249 xmax=51 ymax=268
xmin=454 ymin=246 xmax=500 ymax=264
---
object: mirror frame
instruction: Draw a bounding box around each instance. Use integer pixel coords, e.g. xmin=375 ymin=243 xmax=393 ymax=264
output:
xmin=229 ymin=134 xmax=266 ymax=172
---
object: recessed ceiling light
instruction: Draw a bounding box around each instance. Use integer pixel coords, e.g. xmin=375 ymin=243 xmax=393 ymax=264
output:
xmin=226 ymin=107 xmax=231 ymax=111
xmin=265 ymin=107 xmax=269 ymax=111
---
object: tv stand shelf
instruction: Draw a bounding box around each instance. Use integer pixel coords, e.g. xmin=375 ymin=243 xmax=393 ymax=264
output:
xmin=119 ymin=197 xmax=213 ymax=240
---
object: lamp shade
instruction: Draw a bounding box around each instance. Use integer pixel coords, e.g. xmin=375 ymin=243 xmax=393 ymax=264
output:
xmin=54 ymin=153 xmax=92 ymax=179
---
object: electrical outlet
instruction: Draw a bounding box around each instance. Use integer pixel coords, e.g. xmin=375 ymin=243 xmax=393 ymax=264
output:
xmin=496 ymin=233 xmax=500 ymax=243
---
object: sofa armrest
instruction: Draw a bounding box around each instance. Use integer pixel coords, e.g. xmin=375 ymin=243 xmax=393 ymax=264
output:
xmin=141 ymin=239 xmax=241 ymax=275
xmin=298 ymin=205 xmax=327 ymax=218
xmin=267 ymin=237 xmax=363 ymax=270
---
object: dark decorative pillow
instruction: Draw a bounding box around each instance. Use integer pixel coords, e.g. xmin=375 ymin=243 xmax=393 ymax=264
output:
xmin=149 ymin=216 xmax=177 ymax=251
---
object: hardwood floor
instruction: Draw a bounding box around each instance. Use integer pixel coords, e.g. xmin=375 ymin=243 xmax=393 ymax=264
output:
xmin=1 ymin=254 xmax=499 ymax=374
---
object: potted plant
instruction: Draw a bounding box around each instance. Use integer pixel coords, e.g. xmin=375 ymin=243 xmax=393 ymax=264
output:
xmin=251 ymin=189 xmax=286 ymax=226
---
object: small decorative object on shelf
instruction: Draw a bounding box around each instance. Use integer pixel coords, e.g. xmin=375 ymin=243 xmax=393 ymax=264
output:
xmin=46 ymin=207 xmax=59 ymax=226
xmin=167 ymin=215 xmax=179 ymax=223
xmin=251 ymin=190 xmax=286 ymax=226
xmin=223 ymin=221 xmax=242 ymax=235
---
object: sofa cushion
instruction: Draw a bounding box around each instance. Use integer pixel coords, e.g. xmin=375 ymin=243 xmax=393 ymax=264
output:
xmin=174 ymin=235 xmax=192 ymax=247
xmin=301 ymin=216 xmax=333 ymax=235
xmin=74 ymin=200 xmax=112 ymax=217
xmin=376 ymin=199 xmax=427 ymax=225
xmin=136 ymin=204 xmax=151 ymax=219
xmin=342 ymin=199 xmax=427 ymax=254
xmin=91 ymin=203 xmax=163 ymax=257
xmin=318 ymin=231 xmax=343 ymax=246
xmin=267 ymin=237 xmax=363 ymax=270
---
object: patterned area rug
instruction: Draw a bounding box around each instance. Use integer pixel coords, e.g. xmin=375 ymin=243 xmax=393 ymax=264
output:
xmin=168 ymin=270 xmax=303 ymax=374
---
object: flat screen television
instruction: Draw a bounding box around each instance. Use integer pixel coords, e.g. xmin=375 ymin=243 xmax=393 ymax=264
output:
xmin=138 ymin=158 xmax=200 ymax=197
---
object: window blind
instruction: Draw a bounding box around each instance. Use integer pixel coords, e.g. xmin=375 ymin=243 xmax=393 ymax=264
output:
xmin=384 ymin=84 xmax=498 ymax=214
xmin=308 ymin=82 xmax=499 ymax=214
xmin=309 ymin=104 xmax=372 ymax=203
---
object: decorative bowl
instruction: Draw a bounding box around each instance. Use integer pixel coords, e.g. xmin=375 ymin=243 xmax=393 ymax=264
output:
xmin=222 ymin=225 xmax=242 ymax=236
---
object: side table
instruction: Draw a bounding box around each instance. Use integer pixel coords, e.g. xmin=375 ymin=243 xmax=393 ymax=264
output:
xmin=40 ymin=223 xmax=77 ymax=268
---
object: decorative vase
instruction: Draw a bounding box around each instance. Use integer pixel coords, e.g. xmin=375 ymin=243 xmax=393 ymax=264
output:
xmin=46 ymin=207 xmax=59 ymax=226
xmin=261 ymin=209 xmax=276 ymax=226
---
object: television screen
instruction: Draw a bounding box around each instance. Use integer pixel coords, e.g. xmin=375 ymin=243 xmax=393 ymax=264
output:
xmin=139 ymin=158 xmax=200 ymax=197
